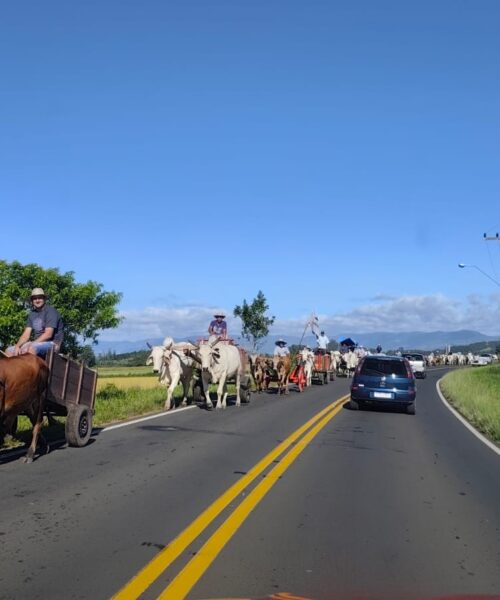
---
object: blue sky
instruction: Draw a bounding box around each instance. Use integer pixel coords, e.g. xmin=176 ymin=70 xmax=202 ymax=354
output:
xmin=2 ymin=1 xmax=500 ymax=344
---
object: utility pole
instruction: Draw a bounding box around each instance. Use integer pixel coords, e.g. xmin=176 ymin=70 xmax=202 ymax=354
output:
xmin=484 ymin=233 xmax=500 ymax=241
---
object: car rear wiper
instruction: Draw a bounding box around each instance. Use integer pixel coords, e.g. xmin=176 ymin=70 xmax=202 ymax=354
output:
xmin=363 ymin=368 xmax=388 ymax=376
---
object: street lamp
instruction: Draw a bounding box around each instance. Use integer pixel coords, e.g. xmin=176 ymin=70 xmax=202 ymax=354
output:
xmin=458 ymin=263 xmax=500 ymax=287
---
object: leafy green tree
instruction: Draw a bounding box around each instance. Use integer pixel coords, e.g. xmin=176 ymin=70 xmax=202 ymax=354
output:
xmin=78 ymin=345 xmax=97 ymax=367
xmin=233 ymin=290 xmax=275 ymax=352
xmin=0 ymin=260 xmax=122 ymax=357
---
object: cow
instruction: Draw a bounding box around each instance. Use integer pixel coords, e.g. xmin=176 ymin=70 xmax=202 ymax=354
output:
xmin=343 ymin=349 xmax=359 ymax=378
xmin=146 ymin=339 xmax=195 ymax=410
xmin=273 ymin=354 xmax=292 ymax=395
xmin=299 ymin=348 xmax=315 ymax=387
xmin=329 ymin=351 xmax=339 ymax=380
xmin=192 ymin=338 xmax=242 ymax=409
xmin=249 ymin=354 xmax=272 ymax=393
xmin=0 ymin=354 xmax=50 ymax=463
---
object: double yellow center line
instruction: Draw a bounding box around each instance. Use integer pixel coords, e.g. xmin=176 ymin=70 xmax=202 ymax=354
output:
xmin=112 ymin=394 xmax=349 ymax=599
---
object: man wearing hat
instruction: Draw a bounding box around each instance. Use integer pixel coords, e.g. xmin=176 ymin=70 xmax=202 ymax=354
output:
xmin=208 ymin=313 xmax=228 ymax=339
xmin=6 ymin=288 xmax=64 ymax=358
xmin=273 ymin=339 xmax=290 ymax=358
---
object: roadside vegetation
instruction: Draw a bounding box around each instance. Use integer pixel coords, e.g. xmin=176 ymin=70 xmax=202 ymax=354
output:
xmin=440 ymin=364 xmax=500 ymax=444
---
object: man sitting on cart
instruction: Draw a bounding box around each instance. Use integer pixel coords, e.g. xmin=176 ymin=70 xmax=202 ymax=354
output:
xmin=314 ymin=330 xmax=329 ymax=355
xmin=208 ymin=313 xmax=228 ymax=340
xmin=274 ymin=339 xmax=290 ymax=358
xmin=5 ymin=288 xmax=64 ymax=358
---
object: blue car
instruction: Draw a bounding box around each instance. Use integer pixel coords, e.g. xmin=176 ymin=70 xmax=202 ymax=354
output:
xmin=350 ymin=355 xmax=417 ymax=414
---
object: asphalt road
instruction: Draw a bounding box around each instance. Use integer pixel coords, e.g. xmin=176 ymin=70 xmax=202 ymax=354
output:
xmin=1 ymin=369 xmax=499 ymax=600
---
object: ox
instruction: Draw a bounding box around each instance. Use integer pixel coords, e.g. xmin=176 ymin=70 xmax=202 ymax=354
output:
xmin=249 ymin=354 xmax=271 ymax=393
xmin=273 ymin=354 xmax=292 ymax=395
xmin=146 ymin=339 xmax=195 ymax=410
xmin=193 ymin=338 xmax=242 ymax=409
xmin=299 ymin=348 xmax=315 ymax=387
xmin=0 ymin=354 xmax=49 ymax=463
xmin=344 ymin=349 xmax=359 ymax=378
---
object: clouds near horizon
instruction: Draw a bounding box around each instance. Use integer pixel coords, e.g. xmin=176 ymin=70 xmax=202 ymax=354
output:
xmin=98 ymin=293 xmax=500 ymax=342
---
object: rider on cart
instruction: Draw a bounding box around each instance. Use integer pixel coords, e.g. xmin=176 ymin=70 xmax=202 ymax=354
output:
xmin=314 ymin=330 xmax=329 ymax=355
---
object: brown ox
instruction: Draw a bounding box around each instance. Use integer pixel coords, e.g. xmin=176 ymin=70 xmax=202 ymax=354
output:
xmin=273 ymin=355 xmax=292 ymax=395
xmin=249 ymin=355 xmax=272 ymax=393
xmin=0 ymin=354 xmax=50 ymax=463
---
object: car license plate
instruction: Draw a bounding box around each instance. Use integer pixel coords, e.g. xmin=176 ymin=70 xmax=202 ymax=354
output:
xmin=373 ymin=392 xmax=393 ymax=399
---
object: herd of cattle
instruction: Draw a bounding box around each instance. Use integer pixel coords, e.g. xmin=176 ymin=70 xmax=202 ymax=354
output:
xmin=146 ymin=338 xmax=366 ymax=409
xmin=1 ymin=342 xmax=498 ymax=464
xmin=145 ymin=339 xmax=500 ymax=411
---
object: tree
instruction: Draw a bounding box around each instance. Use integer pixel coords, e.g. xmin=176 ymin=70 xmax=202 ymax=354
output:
xmin=233 ymin=290 xmax=275 ymax=352
xmin=78 ymin=345 xmax=97 ymax=367
xmin=0 ymin=260 xmax=122 ymax=357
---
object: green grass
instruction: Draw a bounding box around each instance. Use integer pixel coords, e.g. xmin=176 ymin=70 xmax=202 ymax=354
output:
xmin=97 ymin=365 xmax=155 ymax=378
xmin=440 ymin=364 xmax=500 ymax=444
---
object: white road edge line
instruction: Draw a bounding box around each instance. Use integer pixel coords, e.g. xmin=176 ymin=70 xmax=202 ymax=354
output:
xmin=436 ymin=379 xmax=500 ymax=457
xmin=100 ymin=405 xmax=197 ymax=433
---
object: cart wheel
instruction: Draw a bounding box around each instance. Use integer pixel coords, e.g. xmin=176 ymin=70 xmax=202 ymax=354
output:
xmin=65 ymin=405 xmax=92 ymax=447
xmin=241 ymin=377 xmax=251 ymax=403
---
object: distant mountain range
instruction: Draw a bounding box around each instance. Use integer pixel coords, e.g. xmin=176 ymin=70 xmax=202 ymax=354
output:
xmin=94 ymin=329 xmax=500 ymax=355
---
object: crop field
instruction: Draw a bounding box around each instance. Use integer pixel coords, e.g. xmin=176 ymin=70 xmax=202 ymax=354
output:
xmin=97 ymin=365 xmax=154 ymax=378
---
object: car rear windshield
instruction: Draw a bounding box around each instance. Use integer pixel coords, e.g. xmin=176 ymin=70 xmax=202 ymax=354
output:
xmin=403 ymin=354 xmax=424 ymax=361
xmin=360 ymin=358 xmax=408 ymax=377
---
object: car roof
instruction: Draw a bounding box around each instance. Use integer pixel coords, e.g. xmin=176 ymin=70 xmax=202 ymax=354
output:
xmin=364 ymin=355 xmax=406 ymax=361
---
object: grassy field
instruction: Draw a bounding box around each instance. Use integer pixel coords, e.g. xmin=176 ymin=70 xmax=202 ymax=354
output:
xmin=440 ymin=363 xmax=500 ymax=444
xmin=97 ymin=366 xmax=154 ymax=378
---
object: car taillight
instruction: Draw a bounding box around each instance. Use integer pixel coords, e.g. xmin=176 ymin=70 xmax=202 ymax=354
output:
xmin=354 ymin=360 xmax=364 ymax=377
xmin=404 ymin=360 xmax=414 ymax=379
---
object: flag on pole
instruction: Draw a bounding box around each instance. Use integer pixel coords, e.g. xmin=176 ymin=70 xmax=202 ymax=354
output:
xmin=309 ymin=312 xmax=320 ymax=336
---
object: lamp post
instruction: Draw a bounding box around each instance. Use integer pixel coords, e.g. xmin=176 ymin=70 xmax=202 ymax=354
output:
xmin=458 ymin=263 xmax=500 ymax=288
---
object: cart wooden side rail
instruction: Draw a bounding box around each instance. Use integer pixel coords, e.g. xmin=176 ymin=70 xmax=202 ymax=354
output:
xmin=45 ymin=347 xmax=98 ymax=447
xmin=311 ymin=352 xmax=335 ymax=384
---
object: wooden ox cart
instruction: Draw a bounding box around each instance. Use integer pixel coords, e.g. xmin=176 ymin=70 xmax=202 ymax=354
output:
xmin=311 ymin=352 xmax=335 ymax=384
xmin=44 ymin=348 xmax=98 ymax=447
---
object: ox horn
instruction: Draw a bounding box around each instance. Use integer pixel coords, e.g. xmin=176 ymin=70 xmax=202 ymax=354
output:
xmin=210 ymin=336 xmax=221 ymax=347
xmin=146 ymin=342 xmax=152 ymax=349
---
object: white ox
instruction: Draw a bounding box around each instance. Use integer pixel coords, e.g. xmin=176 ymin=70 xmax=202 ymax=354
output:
xmin=146 ymin=338 xmax=195 ymax=410
xmin=344 ymin=349 xmax=359 ymax=378
xmin=299 ymin=348 xmax=315 ymax=387
xmin=194 ymin=338 xmax=242 ymax=410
